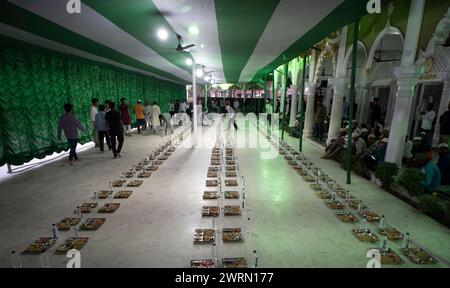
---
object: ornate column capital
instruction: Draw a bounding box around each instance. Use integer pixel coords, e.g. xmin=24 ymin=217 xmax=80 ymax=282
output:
xmin=394 ymin=66 xmax=421 ymax=97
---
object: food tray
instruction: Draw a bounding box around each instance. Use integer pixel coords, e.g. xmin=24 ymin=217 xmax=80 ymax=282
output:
xmin=211 ymin=160 xmax=221 ymax=165
xmin=127 ymin=180 xmax=143 ymax=187
xmin=79 ymin=203 xmax=98 ymax=214
xmin=98 ymin=203 xmax=120 ymax=213
xmin=137 ymin=172 xmax=152 ymax=178
xmin=138 ymin=160 xmax=151 ymax=166
xmin=298 ymin=170 xmax=308 ymax=176
xmin=224 ymin=205 xmax=241 ymax=216
xmin=123 ymin=172 xmax=134 ymax=178
xmin=154 ymin=160 xmax=164 ymax=165
xmin=222 ymin=258 xmax=247 ymax=268
xmin=379 ymin=227 xmax=404 ymax=241
xmin=206 ymin=180 xmax=219 ymax=187
xmin=134 ymin=165 xmax=143 ymax=171
xmin=226 ymin=156 xmax=234 ymax=161
xmin=202 ymin=206 xmax=220 ymax=217
xmin=164 ymin=152 xmax=172 ymax=157
xmin=168 ymin=147 xmax=176 ymax=153
xmin=287 ymin=160 xmax=296 ymax=166
xmin=325 ymin=201 xmax=345 ymax=210
xmin=222 ymin=228 xmax=243 ymax=242
xmin=112 ymin=180 xmax=126 ymax=187
xmin=98 ymin=191 xmax=113 ymax=199
xmin=191 ymin=259 xmax=216 ymax=268
xmin=225 ymin=191 xmax=240 ymax=199
xmin=400 ymin=248 xmax=438 ymax=265
xmin=114 ymin=191 xmax=133 ymax=199
xmin=285 ymin=156 xmax=293 ymax=161
xmin=377 ymin=248 xmax=404 ymax=265
xmin=22 ymin=237 xmax=57 ymax=255
xmin=207 ymin=171 xmax=218 ymax=178
xmin=203 ymin=191 xmax=219 ymax=200
xmin=352 ymin=229 xmax=379 ymax=242
xmin=56 ymin=237 xmax=89 ymax=254
xmin=303 ymin=175 xmax=315 ymax=182
xmin=79 ymin=218 xmax=106 ymax=231
xmin=316 ymin=191 xmax=332 ymax=199
xmin=226 ymin=166 xmax=237 ymax=171
xmin=146 ymin=166 xmax=159 ymax=171
xmin=208 ymin=166 xmax=220 ymax=172
xmin=211 ymin=156 xmax=221 ymax=161
xmin=336 ymin=190 xmax=354 ymax=199
xmin=336 ymin=212 xmax=358 ymax=223
xmin=193 ymin=229 xmax=215 ymax=244
xmin=361 ymin=211 xmax=380 ymax=222
xmin=278 ymin=150 xmax=285 ymax=155
xmin=225 ymin=180 xmax=239 ymax=187
xmin=57 ymin=218 xmax=81 ymax=231
xmin=225 ymin=172 xmax=237 ymax=177
xmin=226 ymin=161 xmax=236 ymax=165
xmin=310 ymin=184 xmax=322 ymax=191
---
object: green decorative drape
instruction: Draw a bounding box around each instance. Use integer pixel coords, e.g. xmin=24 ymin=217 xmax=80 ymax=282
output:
xmin=0 ymin=46 xmax=185 ymax=166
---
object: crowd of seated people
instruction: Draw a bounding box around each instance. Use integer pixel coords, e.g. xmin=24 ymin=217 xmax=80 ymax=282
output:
xmin=321 ymin=120 xmax=450 ymax=193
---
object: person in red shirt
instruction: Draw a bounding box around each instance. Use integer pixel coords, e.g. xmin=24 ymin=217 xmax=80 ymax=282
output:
xmin=120 ymin=98 xmax=132 ymax=136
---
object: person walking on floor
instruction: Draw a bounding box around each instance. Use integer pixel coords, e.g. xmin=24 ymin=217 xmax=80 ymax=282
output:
xmin=420 ymin=102 xmax=436 ymax=148
xmin=169 ymin=101 xmax=175 ymax=117
xmin=119 ymin=98 xmax=132 ymax=137
xmin=91 ymin=98 xmax=99 ymax=147
xmin=174 ymin=100 xmax=180 ymax=114
xmin=439 ymin=101 xmax=450 ymax=146
xmin=150 ymin=102 xmax=162 ymax=134
xmin=105 ymin=102 xmax=124 ymax=159
xmin=57 ymin=103 xmax=86 ymax=165
xmin=144 ymin=101 xmax=152 ymax=131
xmin=226 ymin=102 xmax=238 ymax=131
xmin=134 ymin=100 xmax=146 ymax=135
xmin=95 ymin=104 xmax=112 ymax=152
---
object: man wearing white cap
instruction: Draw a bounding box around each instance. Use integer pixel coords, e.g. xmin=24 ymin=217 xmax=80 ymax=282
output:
xmin=412 ymin=137 xmax=424 ymax=158
xmin=420 ymin=103 xmax=436 ymax=147
xmin=353 ymin=132 xmax=366 ymax=159
xmin=437 ymin=143 xmax=449 ymax=186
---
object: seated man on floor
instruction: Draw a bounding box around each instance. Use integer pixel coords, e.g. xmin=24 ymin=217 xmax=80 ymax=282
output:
xmin=411 ymin=137 xmax=424 ymax=159
xmin=362 ymin=138 xmax=388 ymax=171
xmin=323 ymin=130 xmax=347 ymax=160
xmin=416 ymin=153 xmax=441 ymax=194
xmin=437 ymin=143 xmax=450 ymax=186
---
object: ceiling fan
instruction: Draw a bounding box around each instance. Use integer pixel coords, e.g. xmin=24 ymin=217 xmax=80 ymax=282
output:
xmin=176 ymin=34 xmax=195 ymax=52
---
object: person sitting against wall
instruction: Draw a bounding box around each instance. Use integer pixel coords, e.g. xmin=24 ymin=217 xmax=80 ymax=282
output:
xmin=411 ymin=137 xmax=424 ymax=159
xmin=372 ymin=124 xmax=382 ymax=139
xmin=437 ymin=143 xmax=450 ymax=186
xmin=363 ymin=138 xmax=388 ymax=171
xmin=322 ymin=129 xmax=347 ymax=160
xmin=415 ymin=153 xmax=441 ymax=194
xmin=360 ymin=127 xmax=370 ymax=146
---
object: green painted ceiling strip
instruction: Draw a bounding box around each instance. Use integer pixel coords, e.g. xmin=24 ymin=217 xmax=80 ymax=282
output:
xmin=84 ymin=0 xmax=191 ymax=74
xmin=0 ymin=1 xmax=187 ymax=84
xmin=251 ymin=0 xmax=391 ymax=82
xmin=215 ymin=0 xmax=280 ymax=83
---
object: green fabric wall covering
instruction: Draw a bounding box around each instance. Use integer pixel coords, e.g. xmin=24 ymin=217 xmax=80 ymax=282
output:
xmin=0 ymin=46 xmax=185 ymax=166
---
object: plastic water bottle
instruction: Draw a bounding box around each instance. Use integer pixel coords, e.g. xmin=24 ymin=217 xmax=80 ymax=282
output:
xmin=75 ymin=206 xmax=82 ymax=218
xmin=93 ymin=192 xmax=98 ymax=202
xmin=51 ymin=224 xmax=59 ymax=239
xmin=380 ymin=236 xmax=387 ymax=251
xmin=378 ymin=215 xmax=385 ymax=229
xmin=73 ymin=225 xmax=78 ymax=237
xmin=253 ymin=250 xmax=258 ymax=268
xmin=402 ymin=233 xmax=410 ymax=249
xmin=357 ymin=201 xmax=363 ymax=213
xmin=10 ymin=250 xmax=22 ymax=268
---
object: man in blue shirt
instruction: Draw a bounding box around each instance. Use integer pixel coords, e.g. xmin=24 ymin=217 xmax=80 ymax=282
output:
xmin=417 ymin=153 xmax=442 ymax=193
xmin=95 ymin=104 xmax=111 ymax=152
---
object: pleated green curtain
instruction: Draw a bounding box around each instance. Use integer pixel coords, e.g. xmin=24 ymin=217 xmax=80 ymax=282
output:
xmin=0 ymin=46 xmax=186 ymax=166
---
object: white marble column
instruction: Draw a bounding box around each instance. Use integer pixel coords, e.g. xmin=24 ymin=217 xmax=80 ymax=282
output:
xmin=327 ymin=26 xmax=348 ymax=143
xmin=289 ymin=85 xmax=299 ymax=127
xmin=385 ymin=0 xmax=425 ymax=164
xmin=357 ymin=68 xmax=371 ymax=124
xmin=327 ymin=77 xmax=347 ymax=141
xmin=304 ymin=82 xmax=317 ymax=137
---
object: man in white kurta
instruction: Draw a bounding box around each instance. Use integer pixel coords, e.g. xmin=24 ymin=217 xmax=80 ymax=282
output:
xmin=150 ymin=102 xmax=161 ymax=133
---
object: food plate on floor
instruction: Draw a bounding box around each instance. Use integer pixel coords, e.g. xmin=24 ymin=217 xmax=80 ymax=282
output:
xmin=114 ymin=191 xmax=133 ymax=199
xmin=193 ymin=229 xmax=215 ymax=244
xmin=224 ymin=205 xmax=241 ymax=216
xmin=202 ymin=206 xmax=220 ymax=217
xmin=203 ymin=191 xmax=219 ymax=200
xmin=137 ymin=172 xmax=152 ymax=178
xmin=97 ymin=203 xmax=120 ymax=213
xmin=22 ymin=237 xmax=57 ymax=255
xmin=79 ymin=218 xmax=106 ymax=231
xmin=222 ymin=258 xmax=247 ymax=268
xmin=191 ymin=259 xmax=216 ymax=268
xmin=352 ymin=229 xmax=379 ymax=242
xmin=400 ymin=247 xmax=438 ymax=264
xmin=222 ymin=228 xmax=243 ymax=242
xmin=55 ymin=237 xmax=89 ymax=254
xmin=225 ymin=191 xmax=240 ymax=199
xmin=79 ymin=203 xmax=98 ymax=214
xmin=57 ymin=218 xmax=81 ymax=231
xmin=127 ymin=180 xmax=143 ymax=187
xmin=112 ymin=180 xmax=126 ymax=187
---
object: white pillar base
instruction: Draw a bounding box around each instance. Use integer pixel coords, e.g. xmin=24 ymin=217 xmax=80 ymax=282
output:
xmin=289 ymin=85 xmax=299 ymax=127
xmin=327 ymin=77 xmax=347 ymax=143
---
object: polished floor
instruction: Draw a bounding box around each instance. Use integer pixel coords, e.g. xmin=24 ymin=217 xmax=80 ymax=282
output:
xmin=0 ymin=118 xmax=449 ymax=268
